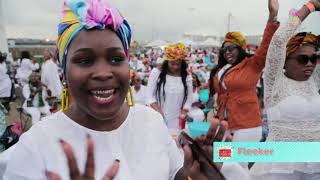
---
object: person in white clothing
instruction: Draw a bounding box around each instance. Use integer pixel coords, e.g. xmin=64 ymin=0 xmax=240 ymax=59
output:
xmin=22 ymin=72 xmax=51 ymax=125
xmin=250 ymin=1 xmax=320 ymax=180
xmin=130 ymin=72 xmax=146 ymax=105
xmin=2 ymin=1 xmax=248 ymax=179
xmin=187 ymin=72 xmax=205 ymax=122
xmin=147 ymin=43 xmax=193 ymax=130
xmin=41 ymin=49 xmax=63 ymax=99
xmin=15 ymin=51 xmax=38 ymax=86
xmin=0 ymin=52 xmax=12 ymax=99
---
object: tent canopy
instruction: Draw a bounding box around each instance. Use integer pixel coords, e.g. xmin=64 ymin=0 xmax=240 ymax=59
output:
xmin=199 ymin=38 xmax=221 ymax=47
xmin=145 ymin=39 xmax=168 ymax=47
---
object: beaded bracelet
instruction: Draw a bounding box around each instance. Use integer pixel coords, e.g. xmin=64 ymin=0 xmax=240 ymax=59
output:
xmin=289 ymin=9 xmax=302 ymax=26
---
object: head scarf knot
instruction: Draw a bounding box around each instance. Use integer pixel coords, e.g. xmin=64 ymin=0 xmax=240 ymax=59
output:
xmin=286 ymin=32 xmax=320 ymax=57
xmin=57 ymin=0 xmax=131 ymax=71
xmin=224 ymin=32 xmax=247 ymax=49
xmin=165 ymin=43 xmax=187 ymax=61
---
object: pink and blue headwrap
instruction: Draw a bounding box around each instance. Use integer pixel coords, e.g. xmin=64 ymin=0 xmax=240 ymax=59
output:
xmin=57 ymin=0 xmax=131 ymax=71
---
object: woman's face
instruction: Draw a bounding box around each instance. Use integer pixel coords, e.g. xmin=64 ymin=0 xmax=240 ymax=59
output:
xmin=285 ymin=45 xmax=318 ymax=81
xmin=132 ymin=76 xmax=142 ymax=88
xmin=29 ymin=73 xmax=40 ymax=84
xmin=66 ymin=29 xmax=130 ymax=121
xmin=168 ymin=60 xmax=182 ymax=74
xmin=222 ymin=42 xmax=240 ymax=64
xmin=192 ymin=74 xmax=198 ymax=88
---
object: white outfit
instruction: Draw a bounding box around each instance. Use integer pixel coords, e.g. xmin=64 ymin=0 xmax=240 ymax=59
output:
xmin=250 ymin=15 xmax=320 ymax=179
xmin=0 ymin=62 xmax=11 ymax=98
xmin=15 ymin=58 xmax=38 ymax=86
xmin=132 ymin=85 xmax=146 ymax=105
xmin=22 ymin=84 xmax=51 ymax=124
xmin=41 ymin=59 xmax=63 ymax=99
xmin=1 ymin=105 xmax=249 ymax=180
xmin=3 ymin=105 xmax=183 ymax=180
xmin=146 ymin=68 xmax=193 ymax=129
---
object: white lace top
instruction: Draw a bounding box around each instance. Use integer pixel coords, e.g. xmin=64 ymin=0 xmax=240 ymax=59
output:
xmin=250 ymin=16 xmax=320 ymax=176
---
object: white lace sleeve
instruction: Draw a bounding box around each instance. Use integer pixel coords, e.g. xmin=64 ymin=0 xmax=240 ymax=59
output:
xmin=264 ymin=19 xmax=301 ymax=108
xmin=146 ymin=68 xmax=160 ymax=105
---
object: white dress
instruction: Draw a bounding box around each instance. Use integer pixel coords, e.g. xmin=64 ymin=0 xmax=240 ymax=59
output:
xmin=15 ymin=58 xmax=38 ymax=86
xmin=146 ymin=68 xmax=193 ymax=129
xmin=131 ymin=85 xmax=146 ymax=105
xmin=3 ymin=105 xmax=184 ymax=180
xmin=41 ymin=59 xmax=63 ymax=99
xmin=0 ymin=62 xmax=11 ymax=98
xmin=250 ymin=15 xmax=320 ymax=177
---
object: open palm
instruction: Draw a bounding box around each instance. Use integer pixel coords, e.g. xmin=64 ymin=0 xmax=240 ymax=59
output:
xmin=46 ymin=135 xmax=119 ymax=180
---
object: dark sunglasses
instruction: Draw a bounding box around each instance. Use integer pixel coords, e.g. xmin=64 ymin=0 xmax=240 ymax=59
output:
xmin=288 ymin=54 xmax=319 ymax=65
xmin=221 ymin=45 xmax=238 ymax=54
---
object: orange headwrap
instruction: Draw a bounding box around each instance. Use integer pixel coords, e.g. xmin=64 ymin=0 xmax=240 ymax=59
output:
xmin=286 ymin=32 xmax=320 ymax=57
xmin=224 ymin=32 xmax=247 ymax=49
xmin=165 ymin=43 xmax=187 ymax=61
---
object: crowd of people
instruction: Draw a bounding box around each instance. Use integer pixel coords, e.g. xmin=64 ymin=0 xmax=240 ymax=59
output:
xmin=0 ymin=0 xmax=319 ymax=179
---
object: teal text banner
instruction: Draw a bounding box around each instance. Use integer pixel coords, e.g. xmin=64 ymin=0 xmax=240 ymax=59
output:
xmin=213 ymin=142 xmax=320 ymax=162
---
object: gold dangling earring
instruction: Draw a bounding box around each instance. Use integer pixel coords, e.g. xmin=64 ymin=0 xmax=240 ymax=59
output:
xmin=126 ymin=86 xmax=135 ymax=107
xmin=61 ymin=82 xmax=69 ymax=112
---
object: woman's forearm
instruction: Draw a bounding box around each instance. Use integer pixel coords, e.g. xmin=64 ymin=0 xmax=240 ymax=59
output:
xmin=297 ymin=5 xmax=312 ymax=21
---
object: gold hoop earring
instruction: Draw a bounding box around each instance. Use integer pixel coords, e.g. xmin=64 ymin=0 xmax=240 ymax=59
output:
xmin=61 ymin=82 xmax=69 ymax=112
xmin=126 ymin=86 xmax=135 ymax=107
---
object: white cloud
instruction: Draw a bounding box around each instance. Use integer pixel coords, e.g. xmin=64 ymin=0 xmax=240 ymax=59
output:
xmin=2 ymin=0 xmax=319 ymax=42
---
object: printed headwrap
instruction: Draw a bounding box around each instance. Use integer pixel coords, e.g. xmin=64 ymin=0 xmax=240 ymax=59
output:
xmin=57 ymin=0 xmax=132 ymax=71
xmin=224 ymin=32 xmax=247 ymax=49
xmin=165 ymin=43 xmax=187 ymax=61
xmin=286 ymin=32 xmax=320 ymax=57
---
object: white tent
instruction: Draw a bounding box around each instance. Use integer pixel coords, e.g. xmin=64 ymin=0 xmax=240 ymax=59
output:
xmin=174 ymin=39 xmax=196 ymax=46
xmin=199 ymin=38 xmax=221 ymax=47
xmin=145 ymin=39 xmax=168 ymax=47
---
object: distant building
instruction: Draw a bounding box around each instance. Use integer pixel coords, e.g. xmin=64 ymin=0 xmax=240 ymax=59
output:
xmin=182 ymin=33 xmax=262 ymax=47
xmin=7 ymin=38 xmax=56 ymax=60
xmin=182 ymin=33 xmax=223 ymax=45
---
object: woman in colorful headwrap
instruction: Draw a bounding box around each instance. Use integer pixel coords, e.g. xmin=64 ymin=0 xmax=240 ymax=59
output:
xmin=146 ymin=43 xmax=193 ymax=131
xmin=22 ymin=72 xmax=51 ymax=125
xmin=2 ymin=0 xmax=247 ymax=179
xmin=250 ymin=1 xmax=320 ymax=180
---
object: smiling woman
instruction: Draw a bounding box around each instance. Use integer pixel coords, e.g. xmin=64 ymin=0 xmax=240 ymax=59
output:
xmin=1 ymin=0 xmax=248 ymax=179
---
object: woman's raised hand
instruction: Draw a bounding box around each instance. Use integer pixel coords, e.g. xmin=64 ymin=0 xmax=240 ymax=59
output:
xmin=46 ymin=135 xmax=119 ymax=180
xmin=310 ymin=0 xmax=320 ymax=11
xmin=268 ymin=0 xmax=279 ymax=21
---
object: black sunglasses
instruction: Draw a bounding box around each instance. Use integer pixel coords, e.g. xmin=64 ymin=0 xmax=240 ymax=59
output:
xmin=221 ymin=45 xmax=238 ymax=54
xmin=288 ymin=54 xmax=319 ymax=65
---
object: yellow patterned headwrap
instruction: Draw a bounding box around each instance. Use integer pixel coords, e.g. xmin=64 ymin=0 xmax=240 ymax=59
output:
xmin=224 ymin=32 xmax=247 ymax=49
xmin=165 ymin=43 xmax=187 ymax=61
xmin=286 ymin=32 xmax=320 ymax=57
xmin=57 ymin=0 xmax=131 ymax=71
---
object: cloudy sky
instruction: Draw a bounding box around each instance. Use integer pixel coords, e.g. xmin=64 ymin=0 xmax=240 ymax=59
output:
xmin=1 ymin=0 xmax=319 ymax=42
